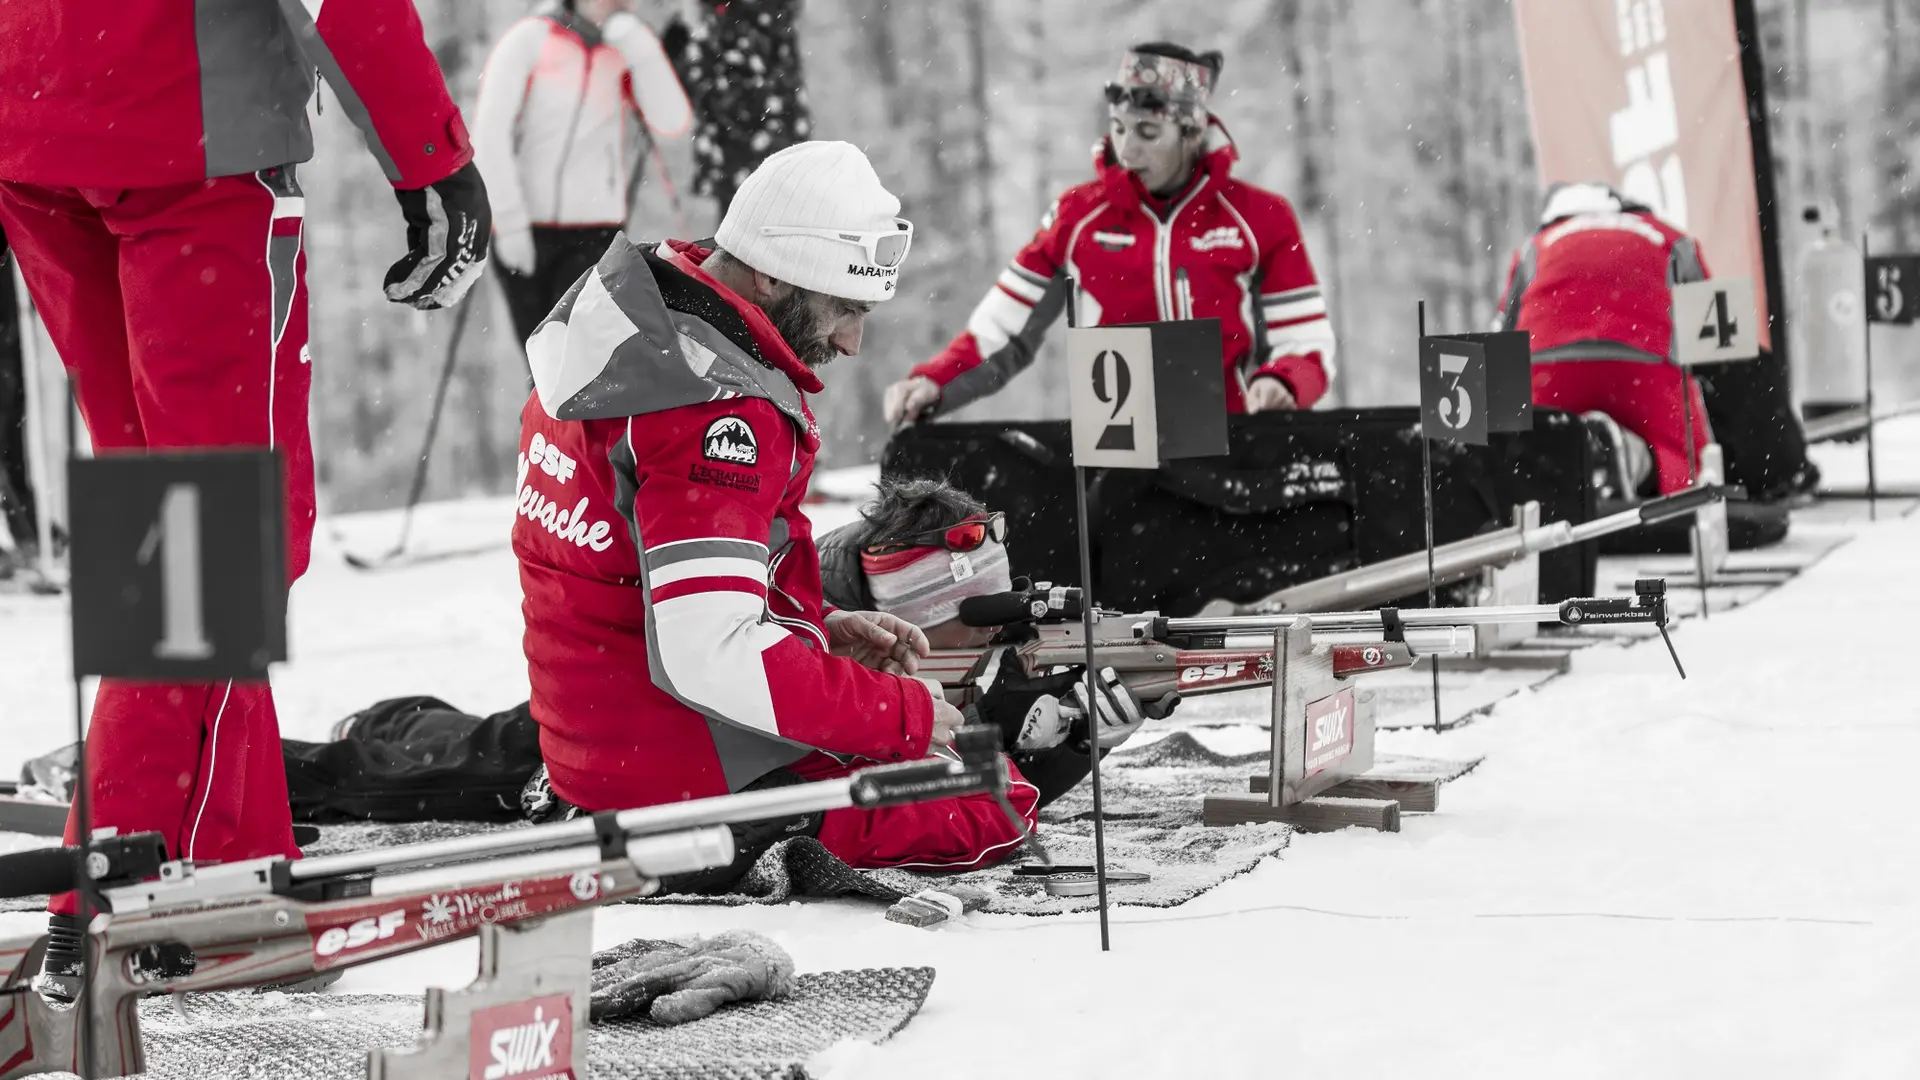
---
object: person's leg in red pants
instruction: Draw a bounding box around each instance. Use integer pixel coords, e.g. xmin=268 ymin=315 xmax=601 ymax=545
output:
xmin=788 ymin=752 xmax=1041 ymax=871
xmin=0 ymin=171 xmax=314 ymax=913
xmin=1532 ymin=359 xmax=1714 ymax=495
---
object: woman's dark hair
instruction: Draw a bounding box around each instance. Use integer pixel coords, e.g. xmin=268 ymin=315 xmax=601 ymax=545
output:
xmin=859 ymin=476 xmax=988 ymax=548
xmin=1130 ymin=41 xmax=1224 ymax=80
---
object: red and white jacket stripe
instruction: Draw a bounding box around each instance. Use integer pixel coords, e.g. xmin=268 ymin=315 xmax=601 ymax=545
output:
xmin=913 ymin=120 xmax=1336 ymax=414
xmin=514 ymin=236 xmax=941 ymax=812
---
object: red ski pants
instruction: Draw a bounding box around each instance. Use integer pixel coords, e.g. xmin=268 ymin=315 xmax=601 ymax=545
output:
xmin=551 ymin=749 xmax=1041 ymax=872
xmin=1532 ymin=359 xmax=1714 ymax=495
xmin=0 ymin=171 xmax=313 ymax=910
xmin=789 ymin=752 xmax=1040 ymax=871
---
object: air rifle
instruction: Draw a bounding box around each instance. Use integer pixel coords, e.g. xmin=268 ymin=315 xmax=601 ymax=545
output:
xmin=921 ymin=577 xmax=1683 ymax=707
xmin=0 ymin=729 xmax=1013 ymax=1080
xmin=1202 ymin=486 xmax=1725 ymax=618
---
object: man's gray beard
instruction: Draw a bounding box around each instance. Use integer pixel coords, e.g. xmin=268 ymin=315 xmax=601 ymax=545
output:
xmin=767 ymin=288 xmax=837 ymax=370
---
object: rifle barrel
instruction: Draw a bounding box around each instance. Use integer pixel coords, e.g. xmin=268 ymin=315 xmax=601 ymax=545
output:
xmin=1166 ymin=601 xmax=1577 ymax=637
xmin=286 ymin=751 xmax=996 ymax=885
xmin=1802 ymin=399 xmax=1920 ymax=443
xmin=1240 ymin=489 xmax=1719 ymax=616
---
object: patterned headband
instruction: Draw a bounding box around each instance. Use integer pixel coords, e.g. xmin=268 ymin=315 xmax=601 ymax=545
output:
xmin=1107 ymin=50 xmax=1215 ymax=127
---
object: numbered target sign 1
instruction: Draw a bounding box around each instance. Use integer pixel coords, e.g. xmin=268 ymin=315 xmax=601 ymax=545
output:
xmin=1865 ymin=255 xmax=1920 ymax=325
xmin=68 ymin=451 xmax=287 ymax=680
xmin=1672 ymin=277 xmax=1760 ymax=365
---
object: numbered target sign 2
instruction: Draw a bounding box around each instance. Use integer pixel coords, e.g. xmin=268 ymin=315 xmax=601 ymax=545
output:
xmin=1671 ymin=277 xmax=1760 ymax=365
xmin=1068 ymin=325 xmax=1157 ymax=468
xmin=1865 ymin=255 xmax=1920 ymax=325
xmin=68 ymin=452 xmax=287 ymax=680
xmin=1066 ymin=320 xmax=1227 ymax=469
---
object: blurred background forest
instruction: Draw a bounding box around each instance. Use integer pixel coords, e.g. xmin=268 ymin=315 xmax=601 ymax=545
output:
xmin=294 ymin=0 xmax=1920 ymax=513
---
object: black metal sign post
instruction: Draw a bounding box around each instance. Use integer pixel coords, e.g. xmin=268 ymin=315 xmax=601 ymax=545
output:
xmin=1066 ymin=289 xmax=1226 ymax=950
xmin=1671 ymin=277 xmax=1760 ymax=615
xmin=1416 ymin=313 xmax=1532 ymax=731
xmin=1863 ymin=243 xmax=1920 ymax=521
xmin=65 ymin=449 xmax=286 ymax=1076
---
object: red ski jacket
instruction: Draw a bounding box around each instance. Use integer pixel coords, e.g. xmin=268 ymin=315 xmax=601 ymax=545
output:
xmin=0 ymin=0 xmax=469 ymax=189
xmin=1496 ymin=208 xmax=1710 ymax=364
xmin=514 ymin=237 xmax=937 ymax=810
xmin=913 ymin=119 xmax=1336 ymax=414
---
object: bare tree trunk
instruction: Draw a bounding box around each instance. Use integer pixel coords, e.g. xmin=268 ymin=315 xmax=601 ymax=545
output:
xmin=963 ymin=0 xmax=998 ymax=266
xmin=1879 ymin=0 xmax=1910 ymax=247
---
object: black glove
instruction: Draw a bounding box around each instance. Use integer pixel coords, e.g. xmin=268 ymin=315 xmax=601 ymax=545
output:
xmin=971 ymin=647 xmax=1086 ymax=753
xmin=384 ymin=161 xmax=490 ymax=310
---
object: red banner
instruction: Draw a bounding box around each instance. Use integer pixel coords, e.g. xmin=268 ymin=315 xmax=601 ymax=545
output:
xmin=1512 ymin=0 xmax=1772 ymax=348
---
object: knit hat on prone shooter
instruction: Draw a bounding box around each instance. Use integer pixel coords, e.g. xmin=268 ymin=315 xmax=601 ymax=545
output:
xmin=714 ymin=141 xmax=914 ymax=305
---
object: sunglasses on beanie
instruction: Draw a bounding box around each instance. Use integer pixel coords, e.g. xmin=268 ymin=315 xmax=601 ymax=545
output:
xmin=1104 ymin=83 xmax=1174 ymax=113
xmin=758 ymin=218 xmax=915 ymax=269
xmin=864 ymin=512 xmax=1006 ymax=557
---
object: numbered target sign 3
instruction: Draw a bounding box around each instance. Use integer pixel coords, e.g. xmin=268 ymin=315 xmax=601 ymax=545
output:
xmin=68 ymin=451 xmax=287 ymax=680
xmin=1419 ymin=337 xmax=1491 ymax=445
xmin=1068 ymin=325 xmax=1159 ymax=468
xmin=1672 ymin=277 xmax=1760 ymax=365
xmin=1865 ymin=255 xmax=1920 ymax=325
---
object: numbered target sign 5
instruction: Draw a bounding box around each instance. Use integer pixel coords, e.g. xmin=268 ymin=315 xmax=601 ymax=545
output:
xmin=1865 ymin=255 xmax=1920 ymax=325
xmin=1068 ymin=325 xmax=1160 ymax=468
xmin=68 ymin=452 xmax=287 ymax=680
xmin=1671 ymin=277 xmax=1760 ymax=365
xmin=1419 ymin=337 xmax=1489 ymax=445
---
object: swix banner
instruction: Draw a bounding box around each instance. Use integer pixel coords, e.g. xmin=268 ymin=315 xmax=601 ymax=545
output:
xmin=1512 ymin=0 xmax=1777 ymax=351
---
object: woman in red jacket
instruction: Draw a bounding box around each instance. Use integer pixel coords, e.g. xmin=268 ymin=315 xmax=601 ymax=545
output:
xmin=885 ymin=42 xmax=1338 ymax=424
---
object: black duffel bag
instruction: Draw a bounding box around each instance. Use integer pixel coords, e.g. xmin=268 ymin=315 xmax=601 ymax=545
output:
xmin=882 ymin=408 xmax=1596 ymax=616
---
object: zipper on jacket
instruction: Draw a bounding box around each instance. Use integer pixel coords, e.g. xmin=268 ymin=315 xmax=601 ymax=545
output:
xmin=1152 ymin=181 xmax=1208 ymax=321
xmin=549 ymin=51 xmax=594 ymax=223
xmin=1176 ymin=267 xmax=1194 ymax=321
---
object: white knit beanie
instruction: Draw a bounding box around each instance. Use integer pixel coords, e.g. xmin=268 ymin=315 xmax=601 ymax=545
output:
xmin=715 ymin=141 xmax=908 ymax=304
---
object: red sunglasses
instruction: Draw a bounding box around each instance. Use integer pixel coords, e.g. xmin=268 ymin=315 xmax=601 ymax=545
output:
xmin=866 ymin=512 xmax=1006 ymax=556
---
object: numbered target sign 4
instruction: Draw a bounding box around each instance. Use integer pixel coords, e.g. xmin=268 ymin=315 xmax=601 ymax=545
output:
xmin=68 ymin=451 xmax=287 ymax=680
xmin=1671 ymin=277 xmax=1760 ymax=365
xmin=1068 ymin=325 xmax=1160 ymax=468
xmin=1865 ymin=255 xmax=1920 ymax=325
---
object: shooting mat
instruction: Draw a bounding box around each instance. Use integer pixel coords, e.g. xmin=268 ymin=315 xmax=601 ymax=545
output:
xmin=131 ymin=965 xmax=935 ymax=1080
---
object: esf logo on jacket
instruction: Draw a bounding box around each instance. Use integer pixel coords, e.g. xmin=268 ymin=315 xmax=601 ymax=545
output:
xmin=1093 ymin=230 xmax=1136 ymax=252
xmin=703 ymin=416 xmax=758 ymax=466
xmin=1190 ymin=225 xmax=1245 ymax=252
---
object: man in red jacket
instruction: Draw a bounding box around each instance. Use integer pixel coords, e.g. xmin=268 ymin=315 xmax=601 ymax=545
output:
xmin=516 ymin=141 xmax=1039 ymax=872
xmin=1496 ymin=182 xmax=1713 ymax=496
xmin=0 ymin=0 xmax=491 ymax=1000
xmin=884 ymin=42 xmax=1337 ymax=424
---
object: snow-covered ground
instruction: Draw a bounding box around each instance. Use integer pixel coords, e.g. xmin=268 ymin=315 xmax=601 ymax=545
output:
xmin=4 ymin=430 xmax=1920 ymax=1077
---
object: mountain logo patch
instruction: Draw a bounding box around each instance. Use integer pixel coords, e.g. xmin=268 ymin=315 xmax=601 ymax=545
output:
xmin=702 ymin=416 xmax=759 ymax=466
